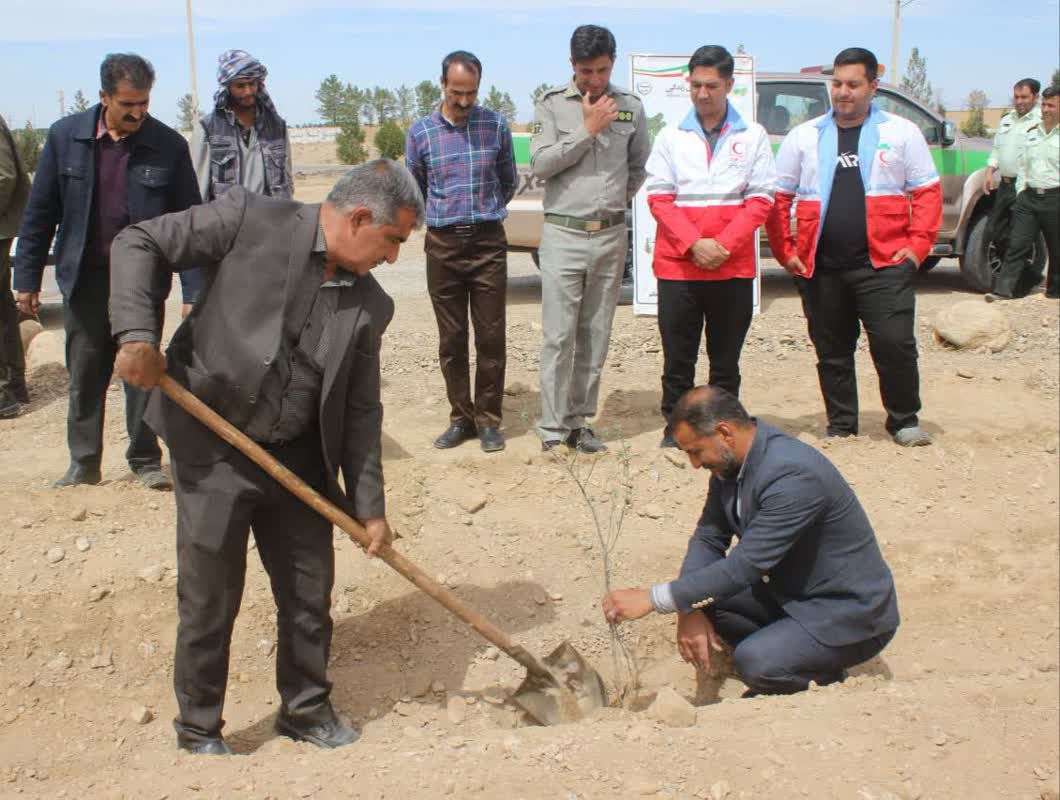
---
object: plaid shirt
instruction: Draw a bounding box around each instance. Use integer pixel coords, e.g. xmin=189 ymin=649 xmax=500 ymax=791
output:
xmin=405 ymin=106 xmax=517 ymax=227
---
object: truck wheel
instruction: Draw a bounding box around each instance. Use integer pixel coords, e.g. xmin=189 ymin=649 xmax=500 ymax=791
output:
xmin=960 ymin=213 xmax=1046 ymax=293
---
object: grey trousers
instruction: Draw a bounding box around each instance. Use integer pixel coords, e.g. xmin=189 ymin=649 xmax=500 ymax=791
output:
xmin=536 ymin=222 xmax=627 ymax=442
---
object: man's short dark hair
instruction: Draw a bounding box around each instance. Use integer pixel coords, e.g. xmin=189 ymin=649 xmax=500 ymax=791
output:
xmin=570 ymin=25 xmax=616 ymax=63
xmin=688 ymin=46 xmax=735 ymax=80
xmin=833 ymin=47 xmax=878 ymax=82
xmin=1015 ymin=78 xmax=1042 ymax=95
xmin=441 ymin=50 xmax=482 ymax=84
xmin=671 ymin=386 xmax=752 ymax=437
xmin=1043 ymin=86 xmax=1060 ymax=100
xmin=100 ymin=53 xmax=155 ymax=95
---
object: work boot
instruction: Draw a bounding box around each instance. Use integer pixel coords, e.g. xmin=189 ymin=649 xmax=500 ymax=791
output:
xmin=478 ymin=426 xmax=505 ymax=453
xmin=433 ymin=422 xmax=477 ymax=450
xmin=178 ymin=737 xmax=233 ymax=756
xmin=275 ymin=711 xmax=360 ymax=750
xmin=893 ymin=426 xmax=932 ymax=447
xmin=133 ymin=466 xmax=173 ymax=491
xmin=567 ymin=427 xmax=607 ymax=454
xmin=53 ymin=463 xmax=103 ymax=488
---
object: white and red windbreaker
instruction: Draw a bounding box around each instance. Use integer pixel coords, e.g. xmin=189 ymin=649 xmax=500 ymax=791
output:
xmin=765 ymin=104 xmax=942 ymax=278
xmin=645 ymin=105 xmax=775 ymax=281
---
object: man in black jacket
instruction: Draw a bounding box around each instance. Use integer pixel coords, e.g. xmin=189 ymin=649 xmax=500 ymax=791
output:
xmin=14 ymin=53 xmax=202 ymax=489
xmin=603 ymin=386 xmax=899 ymax=694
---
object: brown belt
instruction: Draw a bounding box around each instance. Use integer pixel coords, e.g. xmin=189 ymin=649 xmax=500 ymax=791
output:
xmin=544 ymin=212 xmax=626 ymax=233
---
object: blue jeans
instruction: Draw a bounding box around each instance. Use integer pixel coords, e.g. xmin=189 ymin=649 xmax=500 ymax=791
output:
xmin=708 ymin=584 xmax=895 ymax=695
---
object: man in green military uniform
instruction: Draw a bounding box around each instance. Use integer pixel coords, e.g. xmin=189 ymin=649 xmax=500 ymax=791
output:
xmin=983 ymin=78 xmax=1041 ymax=263
xmin=531 ymin=24 xmax=649 ymax=453
xmin=992 ymin=85 xmax=1059 ymax=300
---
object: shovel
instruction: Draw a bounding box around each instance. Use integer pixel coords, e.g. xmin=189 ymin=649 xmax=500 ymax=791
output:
xmin=158 ymin=374 xmax=606 ymax=725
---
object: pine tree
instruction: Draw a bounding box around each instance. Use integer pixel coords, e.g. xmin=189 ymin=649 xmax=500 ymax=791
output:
xmin=396 ymin=85 xmax=415 ymax=124
xmin=530 ymin=83 xmax=551 ymax=107
xmin=900 ymin=47 xmax=934 ymax=106
xmin=415 ymin=80 xmax=441 ymax=119
xmin=372 ymin=87 xmax=397 ymax=124
xmin=336 ymin=119 xmax=367 ymax=165
xmin=68 ymin=89 xmax=90 ymax=115
xmin=315 ymin=74 xmax=346 ymax=125
xmin=483 ymin=85 xmax=518 ymax=123
xmin=176 ymin=93 xmax=200 ymax=131
xmin=13 ymin=121 xmax=44 ymax=173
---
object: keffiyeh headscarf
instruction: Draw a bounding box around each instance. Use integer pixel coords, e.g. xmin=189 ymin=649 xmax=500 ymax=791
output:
xmin=213 ymin=49 xmax=276 ymax=113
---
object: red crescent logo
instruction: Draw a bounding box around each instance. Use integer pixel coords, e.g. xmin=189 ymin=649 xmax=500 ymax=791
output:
xmin=879 ymin=151 xmax=891 ymax=165
xmin=731 ymin=140 xmax=746 ymax=156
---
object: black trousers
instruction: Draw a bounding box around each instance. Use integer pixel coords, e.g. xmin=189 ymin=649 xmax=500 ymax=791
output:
xmin=796 ymin=262 xmax=920 ymax=436
xmin=708 ymin=583 xmax=895 ymax=694
xmin=63 ymin=266 xmax=161 ymax=470
xmin=0 ymin=239 xmax=24 ymax=407
xmin=657 ymin=277 xmax=754 ymax=422
xmin=984 ymin=179 xmax=1018 ymax=262
xmin=172 ymin=435 xmax=336 ymax=744
xmin=425 ymin=222 xmax=507 ymax=429
xmin=994 ymin=189 xmax=1060 ymax=298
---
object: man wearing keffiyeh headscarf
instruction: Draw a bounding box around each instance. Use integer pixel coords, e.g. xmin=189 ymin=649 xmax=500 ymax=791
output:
xmin=190 ymin=49 xmax=294 ymax=202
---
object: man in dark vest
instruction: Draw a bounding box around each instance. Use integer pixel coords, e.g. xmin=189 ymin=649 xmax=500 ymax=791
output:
xmin=191 ymin=49 xmax=293 ymax=202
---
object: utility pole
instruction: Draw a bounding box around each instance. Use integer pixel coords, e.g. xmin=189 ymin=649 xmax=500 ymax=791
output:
xmin=891 ymin=0 xmax=917 ymax=85
xmin=185 ymin=0 xmax=200 ymax=129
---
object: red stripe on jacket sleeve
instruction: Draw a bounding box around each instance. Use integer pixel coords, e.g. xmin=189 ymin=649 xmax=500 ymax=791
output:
xmin=648 ymin=192 xmax=703 ymax=256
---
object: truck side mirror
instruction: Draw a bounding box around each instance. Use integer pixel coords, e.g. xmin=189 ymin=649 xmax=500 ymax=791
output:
xmin=941 ymin=120 xmax=957 ymax=147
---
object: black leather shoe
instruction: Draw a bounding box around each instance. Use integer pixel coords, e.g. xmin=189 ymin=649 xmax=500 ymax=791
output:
xmin=659 ymin=429 xmax=678 ymax=448
xmin=275 ymin=712 xmax=361 ymax=749
xmin=433 ymin=423 xmax=477 ymax=449
xmin=567 ymin=427 xmax=607 ymax=454
xmin=133 ymin=466 xmax=173 ymax=491
xmin=541 ymin=439 xmax=564 ymax=452
xmin=178 ymin=737 xmax=233 ymax=755
xmin=478 ymin=426 xmax=505 ymax=453
xmin=52 ymin=463 xmax=102 ymax=488
xmin=11 ymin=384 xmax=29 ymax=404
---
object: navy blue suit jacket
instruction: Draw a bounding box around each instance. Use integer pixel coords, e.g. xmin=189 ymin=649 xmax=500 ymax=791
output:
xmin=13 ymin=105 xmax=202 ymax=301
xmin=671 ymin=421 xmax=900 ymax=647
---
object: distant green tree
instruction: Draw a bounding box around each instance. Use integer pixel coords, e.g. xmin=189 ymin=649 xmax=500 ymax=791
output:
xmin=396 ymin=85 xmax=415 ymax=124
xmin=68 ymin=89 xmax=90 ymax=115
xmin=315 ymin=74 xmax=346 ymax=125
xmin=483 ymin=85 xmax=517 ymax=124
xmin=176 ymin=93 xmax=200 ymax=131
xmin=13 ymin=121 xmax=44 ymax=173
xmin=1051 ymin=68 xmax=1060 ymax=91
xmin=900 ymin=47 xmax=935 ymax=105
xmin=371 ymin=87 xmax=397 ymax=124
xmin=960 ymin=89 xmax=990 ymax=138
xmin=530 ymin=83 xmax=551 ymax=107
xmin=375 ymin=121 xmax=406 ymax=160
xmin=415 ymin=80 xmax=441 ymax=118
xmin=336 ymin=119 xmax=367 ymax=165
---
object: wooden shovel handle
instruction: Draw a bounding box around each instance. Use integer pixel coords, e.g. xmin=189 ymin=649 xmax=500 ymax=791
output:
xmin=158 ymin=374 xmax=552 ymax=680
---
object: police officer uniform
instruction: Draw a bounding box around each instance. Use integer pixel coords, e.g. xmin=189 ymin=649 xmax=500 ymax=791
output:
xmin=986 ymin=104 xmax=1041 ymax=260
xmin=530 ymin=81 xmax=649 ymax=448
xmin=994 ymin=118 xmax=1060 ymax=299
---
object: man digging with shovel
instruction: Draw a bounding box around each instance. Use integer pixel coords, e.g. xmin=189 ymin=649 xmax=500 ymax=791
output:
xmin=110 ymin=160 xmax=422 ymax=754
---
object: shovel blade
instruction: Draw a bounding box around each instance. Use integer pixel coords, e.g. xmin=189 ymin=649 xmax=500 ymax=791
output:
xmin=510 ymin=641 xmax=607 ymax=725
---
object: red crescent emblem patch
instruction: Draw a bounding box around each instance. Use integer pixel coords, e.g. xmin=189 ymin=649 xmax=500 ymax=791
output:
xmin=730 ymin=141 xmax=746 ymax=156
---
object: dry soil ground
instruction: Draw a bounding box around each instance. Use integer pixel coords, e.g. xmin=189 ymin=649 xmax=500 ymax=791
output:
xmin=0 ymin=171 xmax=1058 ymax=800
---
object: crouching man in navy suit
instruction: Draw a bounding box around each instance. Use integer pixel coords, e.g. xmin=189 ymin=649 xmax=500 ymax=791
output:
xmin=602 ymin=386 xmax=898 ymax=694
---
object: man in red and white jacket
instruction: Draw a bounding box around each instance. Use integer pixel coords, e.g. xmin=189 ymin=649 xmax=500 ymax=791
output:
xmin=765 ymin=47 xmax=941 ymax=447
xmin=646 ymin=45 xmax=775 ymax=448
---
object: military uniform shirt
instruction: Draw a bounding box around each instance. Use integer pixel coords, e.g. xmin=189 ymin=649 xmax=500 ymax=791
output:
xmin=988 ymin=106 xmax=1041 ymax=177
xmin=530 ymin=81 xmax=650 ymax=218
xmin=1017 ymin=122 xmax=1060 ymax=193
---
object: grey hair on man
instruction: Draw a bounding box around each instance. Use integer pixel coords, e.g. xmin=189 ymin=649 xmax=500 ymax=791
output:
xmin=327 ymin=159 xmax=425 ymax=228
xmin=100 ymin=53 xmax=155 ymax=94
xmin=671 ymin=385 xmax=752 ymax=436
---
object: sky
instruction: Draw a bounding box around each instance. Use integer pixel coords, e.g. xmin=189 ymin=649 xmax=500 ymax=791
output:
xmin=1 ymin=0 xmax=1058 ymax=129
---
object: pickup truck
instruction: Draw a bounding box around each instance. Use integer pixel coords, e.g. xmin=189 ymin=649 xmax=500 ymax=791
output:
xmin=503 ymin=72 xmax=1046 ymax=294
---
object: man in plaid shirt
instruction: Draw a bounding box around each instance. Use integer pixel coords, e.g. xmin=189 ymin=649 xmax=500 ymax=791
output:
xmin=406 ymin=50 xmax=517 ymax=453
